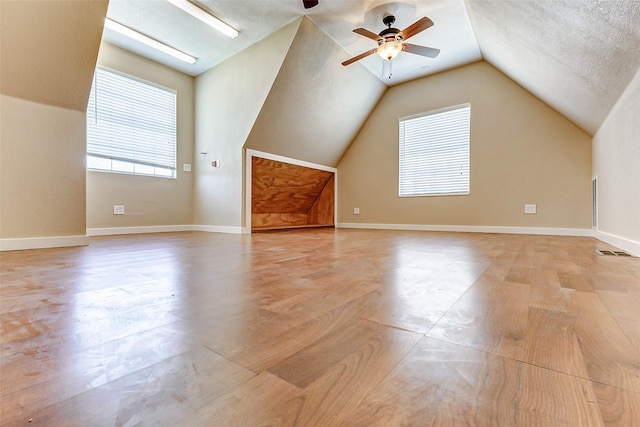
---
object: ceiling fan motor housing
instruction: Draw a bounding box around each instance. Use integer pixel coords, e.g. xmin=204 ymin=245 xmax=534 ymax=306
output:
xmin=379 ymin=28 xmax=402 ymax=43
xmin=379 ymin=15 xmax=402 ymax=43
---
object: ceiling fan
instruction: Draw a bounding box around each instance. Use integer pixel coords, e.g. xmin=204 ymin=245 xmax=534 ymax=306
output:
xmin=342 ymin=15 xmax=440 ymax=67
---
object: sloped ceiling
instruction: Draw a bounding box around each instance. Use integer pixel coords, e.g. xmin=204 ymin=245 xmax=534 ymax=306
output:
xmin=465 ymin=0 xmax=640 ymax=135
xmin=3 ymin=0 xmax=639 ymax=136
xmin=104 ymin=0 xmax=481 ymax=84
xmin=103 ymin=0 xmax=640 ymax=136
xmin=312 ymin=0 xmax=481 ymax=85
xmin=0 ymin=0 xmax=108 ymax=111
xmin=244 ymin=17 xmax=387 ymax=167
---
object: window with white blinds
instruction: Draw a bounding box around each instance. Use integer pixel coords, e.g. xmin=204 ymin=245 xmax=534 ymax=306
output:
xmin=86 ymin=68 xmax=177 ymax=178
xmin=399 ymin=104 xmax=470 ymax=197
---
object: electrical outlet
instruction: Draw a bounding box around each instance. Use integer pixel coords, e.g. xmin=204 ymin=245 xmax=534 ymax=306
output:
xmin=353 ymin=208 xmax=360 ymax=215
xmin=113 ymin=205 xmax=125 ymax=215
xmin=211 ymin=160 xmax=220 ymax=168
xmin=524 ymin=204 xmax=537 ymax=214
xmin=183 ymin=163 xmax=191 ymax=172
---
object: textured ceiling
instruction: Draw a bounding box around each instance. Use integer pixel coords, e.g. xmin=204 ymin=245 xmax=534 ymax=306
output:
xmin=103 ymin=0 xmax=481 ymax=84
xmin=465 ymin=0 xmax=640 ymax=134
xmin=244 ymin=17 xmax=387 ymax=167
xmin=3 ymin=0 xmax=639 ymax=135
xmin=102 ymin=0 xmax=640 ymax=134
xmin=104 ymin=0 xmax=303 ymax=76
xmin=310 ymin=0 xmax=481 ymax=85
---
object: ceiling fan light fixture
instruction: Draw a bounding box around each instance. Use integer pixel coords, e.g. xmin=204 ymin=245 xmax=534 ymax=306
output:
xmin=343 ymin=16 xmax=438 ymax=68
xmin=165 ymin=0 xmax=239 ymax=39
xmin=377 ymin=40 xmax=403 ymax=61
xmin=104 ymin=18 xmax=197 ymax=64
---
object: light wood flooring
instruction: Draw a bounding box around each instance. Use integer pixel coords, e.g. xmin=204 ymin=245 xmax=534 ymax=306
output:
xmin=1 ymin=229 xmax=640 ymax=426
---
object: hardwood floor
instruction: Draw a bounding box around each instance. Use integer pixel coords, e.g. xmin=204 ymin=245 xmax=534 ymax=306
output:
xmin=1 ymin=229 xmax=639 ymax=426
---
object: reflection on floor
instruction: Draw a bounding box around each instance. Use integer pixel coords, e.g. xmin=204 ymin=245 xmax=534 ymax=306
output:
xmin=2 ymin=229 xmax=639 ymax=425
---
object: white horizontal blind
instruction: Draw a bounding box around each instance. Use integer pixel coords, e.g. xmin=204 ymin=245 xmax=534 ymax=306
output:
xmin=399 ymin=104 xmax=470 ymax=197
xmin=87 ymin=68 xmax=177 ymax=171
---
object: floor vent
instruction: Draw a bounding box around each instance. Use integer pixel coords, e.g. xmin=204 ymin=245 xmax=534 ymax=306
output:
xmin=597 ymin=249 xmax=634 ymax=257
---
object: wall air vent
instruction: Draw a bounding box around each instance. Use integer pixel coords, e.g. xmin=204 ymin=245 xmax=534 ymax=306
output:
xmin=596 ymin=249 xmax=634 ymax=257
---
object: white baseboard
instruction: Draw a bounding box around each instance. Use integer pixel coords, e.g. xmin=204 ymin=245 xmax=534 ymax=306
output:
xmin=87 ymin=225 xmax=193 ymax=236
xmin=192 ymin=225 xmax=248 ymax=234
xmin=89 ymin=224 xmax=249 ymax=236
xmin=593 ymin=230 xmax=640 ymax=257
xmin=336 ymin=222 xmax=593 ymax=237
xmin=0 ymin=235 xmax=89 ymax=252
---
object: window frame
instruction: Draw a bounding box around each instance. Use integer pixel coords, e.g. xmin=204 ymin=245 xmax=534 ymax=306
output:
xmin=86 ymin=66 xmax=178 ymax=179
xmin=398 ymin=103 xmax=471 ymax=198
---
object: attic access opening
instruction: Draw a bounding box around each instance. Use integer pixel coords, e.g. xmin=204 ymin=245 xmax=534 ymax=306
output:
xmin=249 ymin=154 xmax=335 ymax=231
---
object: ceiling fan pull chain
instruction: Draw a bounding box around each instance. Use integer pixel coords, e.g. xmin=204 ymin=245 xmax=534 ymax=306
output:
xmin=381 ymin=60 xmax=393 ymax=79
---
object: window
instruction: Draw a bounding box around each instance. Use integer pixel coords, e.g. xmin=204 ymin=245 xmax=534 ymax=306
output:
xmin=87 ymin=68 xmax=177 ymax=178
xmin=399 ymin=104 xmax=470 ymax=197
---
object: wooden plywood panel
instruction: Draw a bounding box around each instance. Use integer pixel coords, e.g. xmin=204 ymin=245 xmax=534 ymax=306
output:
xmin=252 ymin=213 xmax=309 ymax=230
xmin=251 ymin=156 xmax=335 ymax=230
xmin=252 ymin=157 xmax=333 ymax=214
xmin=308 ymin=175 xmax=334 ymax=225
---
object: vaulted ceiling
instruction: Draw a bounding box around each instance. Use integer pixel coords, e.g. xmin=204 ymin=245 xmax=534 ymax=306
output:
xmin=0 ymin=0 xmax=107 ymax=111
xmin=465 ymin=1 xmax=640 ymax=134
xmin=103 ymin=0 xmax=640 ymax=135
xmin=2 ymin=1 xmax=640 ymax=136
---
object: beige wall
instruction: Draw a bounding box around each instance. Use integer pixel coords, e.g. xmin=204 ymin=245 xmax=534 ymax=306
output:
xmin=194 ymin=19 xmax=300 ymax=228
xmin=338 ymin=61 xmax=592 ymax=229
xmin=86 ymin=43 xmax=195 ymax=229
xmin=0 ymin=0 xmax=105 ymax=243
xmin=593 ymin=66 xmax=640 ymax=244
xmin=0 ymin=95 xmax=86 ymax=238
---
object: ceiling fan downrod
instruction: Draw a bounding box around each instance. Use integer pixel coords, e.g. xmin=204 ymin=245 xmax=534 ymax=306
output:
xmin=380 ymin=15 xmax=401 ymax=41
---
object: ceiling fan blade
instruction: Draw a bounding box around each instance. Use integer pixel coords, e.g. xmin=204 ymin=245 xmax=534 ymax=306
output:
xmin=353 ymin=28 xmax=382 ymax=42
xmin=302 ymin=0 xmax=318 ymax=8
xmin=341 ymin=48 xmax=378 ymax=66
xmin=402 ymin=43 xmax=440 ymax=58
xmin=398 ymin=17 xmax=434 ymax=41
